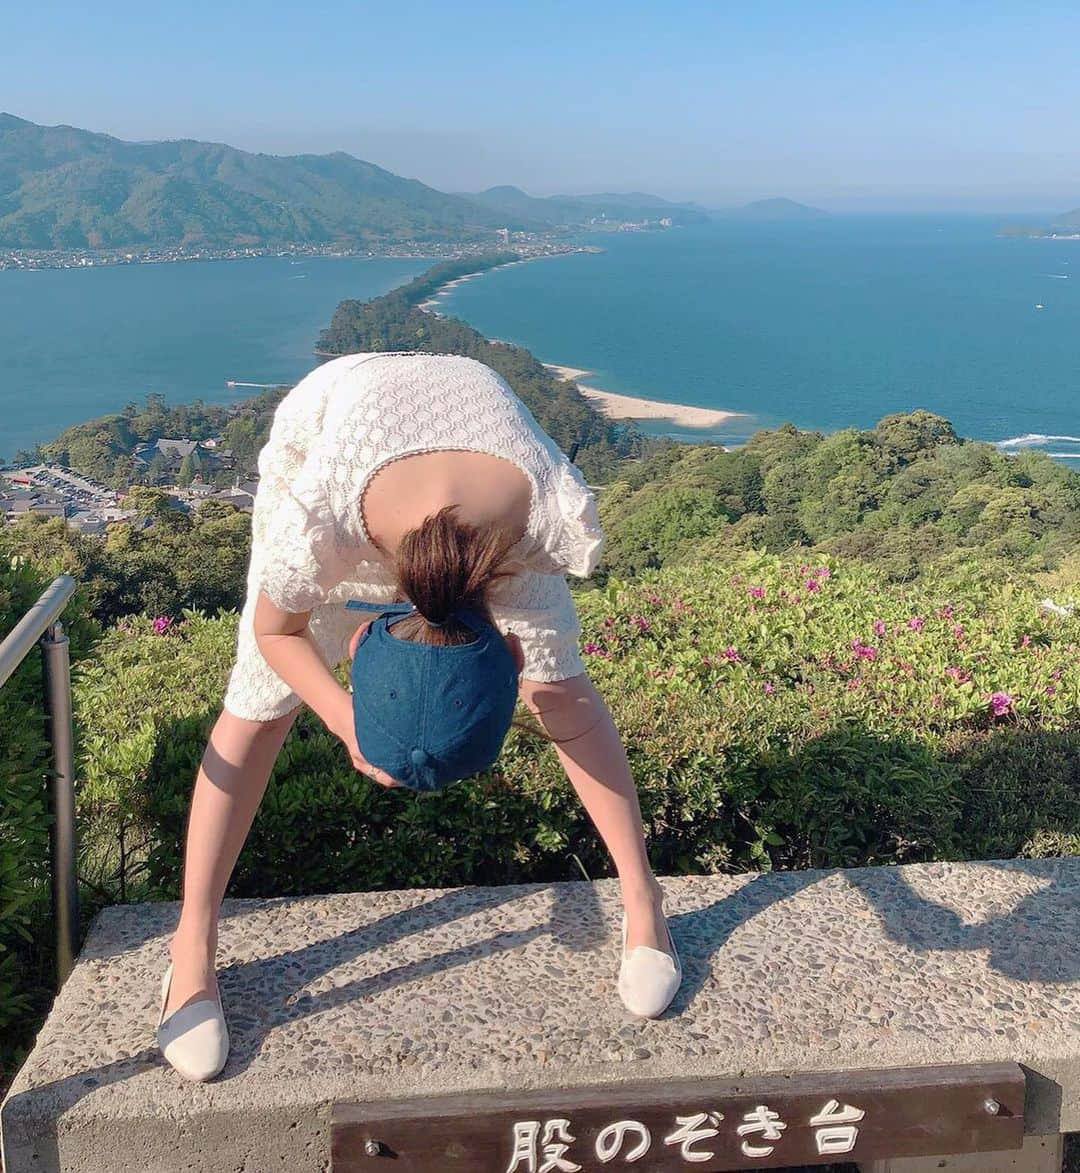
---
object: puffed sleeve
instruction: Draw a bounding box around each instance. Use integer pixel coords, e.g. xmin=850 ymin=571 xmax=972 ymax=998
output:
xmin=250 ymin=434 xmax=354 ymax=614
xmin=548 ymin=457 xmax=606 ymax=578
xmin=486 ymin=568 xmax=588 ymax=683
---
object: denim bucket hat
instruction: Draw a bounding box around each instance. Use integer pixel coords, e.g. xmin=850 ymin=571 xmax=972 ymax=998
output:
xmin=345 ymin=598 xmax=520 ymax=792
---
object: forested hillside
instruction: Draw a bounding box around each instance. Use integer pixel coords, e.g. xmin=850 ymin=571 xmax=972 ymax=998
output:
xmin=598 ymin=411 xmax=1080 ymax=581
xmin=24 ymin=389 xmax=286 ymax=486
xmin=458 ymin=185 xmax=708 ymax=227
xmin=0 ymin=113 xmax=524 ymax=249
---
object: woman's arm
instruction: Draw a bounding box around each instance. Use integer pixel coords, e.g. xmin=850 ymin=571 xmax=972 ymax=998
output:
xmin=253 ymin=590 xmax=351 ymax=731
xmin=252 ymin=591 xmax=401 ymax=787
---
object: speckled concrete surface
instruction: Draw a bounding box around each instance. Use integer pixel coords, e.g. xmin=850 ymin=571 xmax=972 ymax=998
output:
xmin=3 ymin=859 xmax=1079 ymax=1172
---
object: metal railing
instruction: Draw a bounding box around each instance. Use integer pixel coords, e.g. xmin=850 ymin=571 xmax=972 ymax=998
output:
xmin=0 ymin=573 xmax=79 ymax=987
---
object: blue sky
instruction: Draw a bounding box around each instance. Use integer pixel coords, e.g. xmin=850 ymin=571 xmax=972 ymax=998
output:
xmin=7 ymin=0 xmax=1080 ymax=211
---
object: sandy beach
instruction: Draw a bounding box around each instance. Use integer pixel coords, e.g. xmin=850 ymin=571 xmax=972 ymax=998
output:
xmin=416 ymin=271 xmax=484 ymax=312
xmin=543 ymin=363 xmax=745 ymax=429
xmin=416 ymin=255 xmax=544 ymax=312
xmin=414 ymin=260 xmax=744 ymax=430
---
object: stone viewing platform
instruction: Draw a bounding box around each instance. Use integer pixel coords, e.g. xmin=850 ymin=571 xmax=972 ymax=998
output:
xmin=3 ymin=858 xmax=1078 ymax=1172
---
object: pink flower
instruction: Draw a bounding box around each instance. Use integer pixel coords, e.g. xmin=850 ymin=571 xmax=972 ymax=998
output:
xmin=816 ymin=566 xmax=831 ymax=579
xmin=762 ymin=681 xmax=775 ymax=695
xmin=748 ymin=585 xmax=765 ymax=599
xmin=721 ymin=646 xmax=742 ymax=662
xmin=851 ymin=638 xmax=877 ymax=661
xmin=630 ymin=614 xmax=650 ymax=631
xmin=945 ymin=666 xmax=971 ymax=684
xmin=1018 ymin=634 xmax=1032 ymax=648
xmin=936 ymin=604 xmax=954 ymax=619
xmin=583 ymin=641 xmax=603 ymax=655
xmin=953 ymin=623 xmax=964 ymax=639
xmin=989 ymin=691 xmax=1013 ymax=717
xmin=907 ymin=615 xmax=925 ymax=633
xmin=1046 ymin=684 xmax=1057 ymax=696
xmin=151 ymin=616 xmax=173 ymax=635
xmin=645 ymin=593 xmax=662 ymax=606
xmin=872 ymin=620 xmax=886 ymax=637
xmin=805 ymin=577 xmax=820 ymax=592
xmin=847 ymin=676 xmax=861 ymax=690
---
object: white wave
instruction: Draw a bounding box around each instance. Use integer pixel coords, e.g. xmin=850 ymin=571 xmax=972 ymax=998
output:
xmin=1045 ymin=273 xmax=1070 ymax=279
xmin=996 ymin=433 xmax=1080 ymax=448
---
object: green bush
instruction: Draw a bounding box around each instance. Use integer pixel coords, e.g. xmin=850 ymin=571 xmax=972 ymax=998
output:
xmin=72 ymin=610 xmax=239 ymax=896
xmin=66 ymin=552 xmax=1079 ymax=911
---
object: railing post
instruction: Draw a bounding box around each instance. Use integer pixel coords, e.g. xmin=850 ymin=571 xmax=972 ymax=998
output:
xmin=41 ymin=619 xmax=79 ymax=987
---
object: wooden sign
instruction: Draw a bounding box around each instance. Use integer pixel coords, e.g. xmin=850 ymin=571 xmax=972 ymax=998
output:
xmin=331 ymin=1062 xmax=1024 ymax=1171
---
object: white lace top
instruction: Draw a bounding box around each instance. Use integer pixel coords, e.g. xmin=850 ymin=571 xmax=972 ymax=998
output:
xmin=250 ymin=350 xmax=606 ymax=682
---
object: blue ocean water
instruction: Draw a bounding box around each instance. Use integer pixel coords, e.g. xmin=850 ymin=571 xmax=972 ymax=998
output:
xmin=432 ymin=216 xmax=1080 ymax=459
xmin=2 ymin=218 xmax=1078 ymax=463
xmin=0 ymin=254 xmax=432 ymax=459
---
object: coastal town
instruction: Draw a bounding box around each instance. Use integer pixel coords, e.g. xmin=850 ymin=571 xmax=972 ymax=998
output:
xmin=0 ymin=436 xmax=257 ymax=534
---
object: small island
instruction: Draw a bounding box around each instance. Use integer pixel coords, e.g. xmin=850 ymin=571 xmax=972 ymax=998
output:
xmin=710 ymin=197 xmax=828 ymax=220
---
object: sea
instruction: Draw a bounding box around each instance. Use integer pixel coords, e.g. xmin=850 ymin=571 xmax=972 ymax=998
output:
xmin=2 ymin=215 xmax=1078 ymax=462
xmin=0 ymin=255 xmax=432 ymax=460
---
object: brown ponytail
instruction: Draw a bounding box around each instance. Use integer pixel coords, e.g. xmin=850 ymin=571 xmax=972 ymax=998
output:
xmin=389 ymin=504 xmax=567 ymax=746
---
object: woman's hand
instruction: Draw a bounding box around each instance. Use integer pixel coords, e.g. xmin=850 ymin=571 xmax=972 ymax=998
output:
xmin=326 ymin=686 xmax=403 ymax=788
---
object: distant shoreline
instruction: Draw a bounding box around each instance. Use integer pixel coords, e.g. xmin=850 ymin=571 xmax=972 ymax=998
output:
xmin=0 ymin=237 xmax=587 ymax=274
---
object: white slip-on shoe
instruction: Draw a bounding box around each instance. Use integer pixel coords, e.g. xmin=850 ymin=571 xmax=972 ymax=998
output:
xmin=156 ymin=959 xmax=230 ymax=1082
xmin=617 ymin=905 xmax=682 ymax=1018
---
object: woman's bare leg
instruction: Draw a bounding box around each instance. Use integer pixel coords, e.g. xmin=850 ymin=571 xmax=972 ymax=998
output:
xmin=519 ymin=675 xmax=667 ymax=952
xmin=162 ymin=706 xmax=299 ymax=1015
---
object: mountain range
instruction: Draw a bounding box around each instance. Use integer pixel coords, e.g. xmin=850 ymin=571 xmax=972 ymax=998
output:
xmin=456 ymin=185 xmax=709 ymax=227
xmin=0 ymin=113 xmax=524 ymax=250
xmin=0 ymin=113 xmax=825 ymax=251
xmin=710 ymin=197 xmax=828 ymax=219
